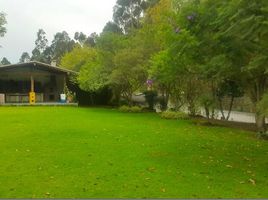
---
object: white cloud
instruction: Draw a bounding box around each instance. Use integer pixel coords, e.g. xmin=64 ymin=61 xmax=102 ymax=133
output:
xmin=0 ymin=0 xmax=117 ymax=63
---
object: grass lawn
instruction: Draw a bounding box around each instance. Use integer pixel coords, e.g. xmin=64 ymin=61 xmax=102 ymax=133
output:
xmin=0 ymin=107 xmax=267 ymax=198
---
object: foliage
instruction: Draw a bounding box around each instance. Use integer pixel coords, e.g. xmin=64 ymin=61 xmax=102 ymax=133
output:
xmin=74 ymin=32 xmax=97 ymax=47
xmin=50 ymin=31 xmax=76 ymax=64
xmin=57 ymin=0 xmax=268 ymax=131
xmin=113 ymin=0 xmax=147 ymax=33
xmin=60 ymin=46 xmax=95 ymax=72
xmin=102 ymin=21 xmax=123 ymax=34
xmin=0 ymin=12 xmax=7 ymax=38
xmin=119 ymin=105 xmax=143 ymax=113
xmin=198 ymin=93 xmax=216 ymax=119
xmin=0 ymin=57 xmax=11 ymax=65
xmin=31 ymin=29 xmax=49 ymax=63
xmin=19 ymin=52 xmax=30 ymax=63
xmin=160 ymin=110 xmax=189 ymax=120
xmin=110 ymin=48 xmax=147 ymax=105
xmin=257 ymin=93 xmax=268 ymax=117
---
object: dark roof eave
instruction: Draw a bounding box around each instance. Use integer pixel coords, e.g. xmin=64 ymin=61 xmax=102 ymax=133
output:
xmin=0 ymin=61 xmax=79 ymax=75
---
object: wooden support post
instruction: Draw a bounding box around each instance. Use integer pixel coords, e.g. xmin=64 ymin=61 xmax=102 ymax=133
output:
xmin=29 ymin=75 xmax=36 ymax=104
xmin=30 ymin=75 xmax=34 ymax=92
xmin=63 ymin=75 xmax=67 ymax=93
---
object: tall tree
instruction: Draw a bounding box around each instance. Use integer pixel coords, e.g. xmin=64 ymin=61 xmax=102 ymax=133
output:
xmin=0 ymin=12 xmax=7 ymax=47
xmin=50 ymin=31 xmax=75 ymax=64
xmin=113 ymin=0 xmax=147 ymax=33
xmin=110 ymin=48 xmax=147 ymax=105
xmin=215 ymin=0 xmax=268 ymax=132
xmin=31 ymin=29 xmax=49 ymax=62
xmin=0 ymin=57 xmax=11 ymax=65
xmin=0 ymin=12 xmax=6 ymax=37
xmin=102 ymin=21 xmax=123 ymax=34
xmin=19 ymin=52 xmax=31 ymax=63
xmin=74 ymin=32 xmax=87 ymax=45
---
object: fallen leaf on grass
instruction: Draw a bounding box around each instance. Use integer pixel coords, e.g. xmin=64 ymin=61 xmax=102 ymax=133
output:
xmin=244 ymin=157 xmax=251 ymax=161
xmin=249 ymin=179 xmax=256 ymax=185
xmin=226 ymin=165 xmax=233 ymax=168
xmin=147 ymin=167 xmax=156 ymax=172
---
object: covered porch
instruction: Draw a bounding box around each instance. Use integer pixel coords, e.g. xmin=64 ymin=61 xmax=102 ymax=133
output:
xmin=0 ymin=61 xmax=77 ymax=105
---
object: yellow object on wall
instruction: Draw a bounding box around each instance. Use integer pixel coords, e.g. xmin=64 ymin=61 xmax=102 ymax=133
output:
xmin=29 ymin=92 xmax=36 ymax=104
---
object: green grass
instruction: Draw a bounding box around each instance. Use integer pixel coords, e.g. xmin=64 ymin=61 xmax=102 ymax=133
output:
xmin=0 ymin=107 xmax=267 ymax=198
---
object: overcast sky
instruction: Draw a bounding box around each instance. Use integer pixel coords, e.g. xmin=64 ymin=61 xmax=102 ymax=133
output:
xmin=0 ymin=0 xmax=117 ymax=63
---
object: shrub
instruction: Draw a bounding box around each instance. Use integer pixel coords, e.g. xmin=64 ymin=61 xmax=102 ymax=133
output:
xmin=119 ymin=105 xmax=130 ymax=112
xmin=160 ymin=111 xmax=189 ymax=120
xmin=130 ymin=106 xmax=143 ymax=113
xmin=119 ymin=106 xmax=143 ymax=113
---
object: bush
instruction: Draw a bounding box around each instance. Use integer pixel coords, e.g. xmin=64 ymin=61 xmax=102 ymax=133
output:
xmin=130 ymin=106 xmax=143 ymax=113
xmin=119 ymin=106 xmax=143 ymax=113
xmin=160 ymin=111 xmax=190 ymax=120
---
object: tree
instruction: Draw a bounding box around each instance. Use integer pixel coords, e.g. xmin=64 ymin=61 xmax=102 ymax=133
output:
xmin=74 ymin=32 xmax=87 ymax=46
xmin=60 ymin=46 xmax=96 ymax=72
xmin=84 ymin=32 xmax=98 ymax=47
xmin=50 ymin=31 xmax=76 ymax=64
xmin=102 ymin=21 xmax=123 ymax=34
xmin=74 ymin=32 xmax=98 ymax=47
xmin=113 ymin=0 xmax=147 ymax=33
xmin=257 ymin=93 xmax=268 ymax=138
xmin=0 ymin=12 xmax=6 ymax=37
xmin=1 ymin=57 xmax=11 ymax=65
xmin=31 ymin=29 xmax=50 ymax=63
xmin=0 ymin=12 xmax=7 ymax=47
xmin=19 ymin=52 xmax=31 ymax=63
xmin=216 ymin=80 xmax=244 ymax=120
xmin=78 ymin=49 xmax=108 ymax=92
xmin=215 ymin=0 xmax=268 ymax=132
xmin=110 ymin=48 xmax=147 ymax=105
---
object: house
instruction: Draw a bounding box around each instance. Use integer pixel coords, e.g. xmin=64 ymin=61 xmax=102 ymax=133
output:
xmin=0 ymin=61 xmax=76 ymax=104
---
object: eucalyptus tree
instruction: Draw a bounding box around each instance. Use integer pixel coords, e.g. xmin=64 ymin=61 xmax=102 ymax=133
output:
xmin=31 ymin=29 xmax=49 ymax=62
xmin=0 ymin=57 xmax=11 ymax=65
xmin=31 ymin=29 xmax=54 ymax=64
xmin=19 ymin=52 xmax=31 ymax=63
xmin=0 ymin=12 xmax=7 ymax=47
xmin=0 ymin=12 xmax=6 ymax=37
xmin=50 ymin=31 xmax=76 ymax=64
xmin=113 ymin=0 xmax=147 ymax=33
xmin=102 ymin=21 xmax=123 ymax=34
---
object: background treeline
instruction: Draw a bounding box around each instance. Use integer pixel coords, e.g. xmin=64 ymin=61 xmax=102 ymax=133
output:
xmin=62 ymin=0 xmax=268 ymax=133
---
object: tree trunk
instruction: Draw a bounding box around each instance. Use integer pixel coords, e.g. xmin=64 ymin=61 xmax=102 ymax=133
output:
xmin=205 ymin=106 xmax=210 ymax=119
xmin=218 ymin=97 xmax=226 ymax=120
xmin=226 ymin=96 xmax=234 ymax=121
xmin=256 ymin=113 xmax=266 ymax=134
